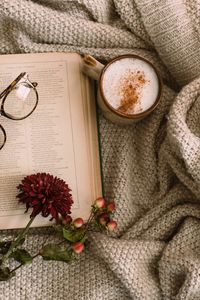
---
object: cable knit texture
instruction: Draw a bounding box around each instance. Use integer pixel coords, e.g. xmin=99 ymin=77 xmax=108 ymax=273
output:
xmin=1 ymin=0 xmax=200 ymax=299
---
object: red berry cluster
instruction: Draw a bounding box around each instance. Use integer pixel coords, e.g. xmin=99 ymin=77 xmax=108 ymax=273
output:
xmin=72 ymin=218 xmax=85 ymax=253
xmin=93 ymin=197 xmax=117 ymax=231
xmin=61 ymin=216 xmax=85 ymax=254
xmin=61 ymin=197 xmax=117 ymax=256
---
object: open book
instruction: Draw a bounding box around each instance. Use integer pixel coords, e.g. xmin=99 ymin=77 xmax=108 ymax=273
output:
xmin=0 ymin=53 xmax=102 ymax=229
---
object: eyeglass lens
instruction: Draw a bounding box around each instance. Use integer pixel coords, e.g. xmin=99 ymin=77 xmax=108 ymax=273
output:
xmin=0 ymin=125 xmax=6 ymax=150
xmin=3 ymin=82 xmax=38 ymax=120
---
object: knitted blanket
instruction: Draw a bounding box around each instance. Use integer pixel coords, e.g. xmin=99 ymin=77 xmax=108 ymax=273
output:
xmin=1 ymin=1 xmax=200 ymax=299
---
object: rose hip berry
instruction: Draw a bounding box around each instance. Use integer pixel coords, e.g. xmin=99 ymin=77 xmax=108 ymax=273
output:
xmin=73 ymin=218 xmax=84 ymax=228
xmin=107 ymin=201 xmax=115 ymax=212
xmin=107 ymin=220 xmax=117 ymax=231
xmin=99 ymin=213 xmax=110 ymax=226
xmin=72 ymin=242 xmax=85 ymax=254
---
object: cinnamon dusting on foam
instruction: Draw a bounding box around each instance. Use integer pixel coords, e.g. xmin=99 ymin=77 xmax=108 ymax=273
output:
xmin=102 ymin=58 xmax=159 ymax=115
xmin=117 ymin=70 xmax=148 ymax=115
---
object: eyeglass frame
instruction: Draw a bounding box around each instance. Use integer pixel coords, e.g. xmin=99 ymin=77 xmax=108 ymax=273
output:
xmin=0 ymin=72 xmax=39 ymax=150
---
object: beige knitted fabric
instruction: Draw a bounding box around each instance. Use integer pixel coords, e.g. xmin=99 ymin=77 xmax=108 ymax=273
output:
xmin=1 ymin=0 xmax=200 ymax=299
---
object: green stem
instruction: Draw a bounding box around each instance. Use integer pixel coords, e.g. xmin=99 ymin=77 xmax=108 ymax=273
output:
xmin=10 ymin=252 xmax=40 ymax=274
xmin=10 ymin=211 xmax=96 ymax=274
xmin=85 ymin=209 xmax=96 ymax=231
xmin=10 ymin=239 xmax=69 ymax=274
xmin=1 ymin=216 xmax=35 ymax=266
xmin=10 ymin=262 xmax=23 ymax=274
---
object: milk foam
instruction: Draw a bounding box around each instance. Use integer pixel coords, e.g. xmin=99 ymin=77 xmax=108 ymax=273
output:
xmin=102 ymin=58 xmax=159 ymax=114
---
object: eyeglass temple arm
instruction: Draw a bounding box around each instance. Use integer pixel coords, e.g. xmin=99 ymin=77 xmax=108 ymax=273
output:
xmin=0 ymin=72 xmax=26 ymax=99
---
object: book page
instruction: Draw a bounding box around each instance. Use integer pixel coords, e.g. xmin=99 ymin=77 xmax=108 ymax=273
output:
xmin=0 ymin=53 xmax=102 ymax=229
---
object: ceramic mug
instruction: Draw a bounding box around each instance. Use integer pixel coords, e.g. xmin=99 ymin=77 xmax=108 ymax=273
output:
xmin=82 ymin=54 xmax=163 ymax=125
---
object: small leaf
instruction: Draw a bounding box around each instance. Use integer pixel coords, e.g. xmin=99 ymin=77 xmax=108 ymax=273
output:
xmin=0 ymin=241 xmax=12 ymax=255
xmin=0 ymin=241 xmax=12 ymax=248
xmin=40 ymin=244 xmax=73 ymax=263
xmin=62 ymin=228 xmax=85 ymax=243
xmin=0 ymin=267 xmax=14 ymax=281
xmin=11 ymin=249 xmax=32 ymax=265
xmin=0 ymin=239 xmax=25 ymax=256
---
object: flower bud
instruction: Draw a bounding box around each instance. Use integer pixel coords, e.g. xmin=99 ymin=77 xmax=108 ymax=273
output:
xmin=94 ymin=197 xmax=106 ymax=209
xmin=107 ymin=201 xmax=115 ymax=212
xmin=62 ymin=215 xmax=72 ymax=225
xmin=107 ymin=220 xmax=117 ymax=231
xmin=98 ymin=213 xmax=110 ymax=226
xmin=73 ymin=217 xmax=84 ymax=228
xmin=72 ymin=242 xmax=85 ymax=254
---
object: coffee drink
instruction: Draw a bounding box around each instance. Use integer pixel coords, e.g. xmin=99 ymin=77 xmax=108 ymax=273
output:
xmin=102 ymin=57 xmax=160 ymax=115
xmin=82 ymin=54 xmax=162 ymax=124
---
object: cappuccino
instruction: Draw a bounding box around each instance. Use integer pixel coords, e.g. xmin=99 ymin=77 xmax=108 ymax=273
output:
xmin=102 ymin=58 xmax=160 ymax=115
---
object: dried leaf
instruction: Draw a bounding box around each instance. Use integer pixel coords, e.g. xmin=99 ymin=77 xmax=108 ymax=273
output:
xmin=40 ymin=244 xmax=74 ymax=263
xmin=0 ymin=241 xmax=12 ymax=255
xmin=11 ymin=249 xmax=32 ymax=264
xmin=0 ymin=267 xmax=14 ymax=281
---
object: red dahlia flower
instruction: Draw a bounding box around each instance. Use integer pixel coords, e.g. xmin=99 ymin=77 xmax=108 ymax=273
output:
xmin=17 ymin=173 xmax=73 ymax=222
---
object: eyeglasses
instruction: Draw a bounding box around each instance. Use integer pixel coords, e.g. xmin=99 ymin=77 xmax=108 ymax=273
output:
xmin=0 ymin=72 xmax=38 ymax=150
